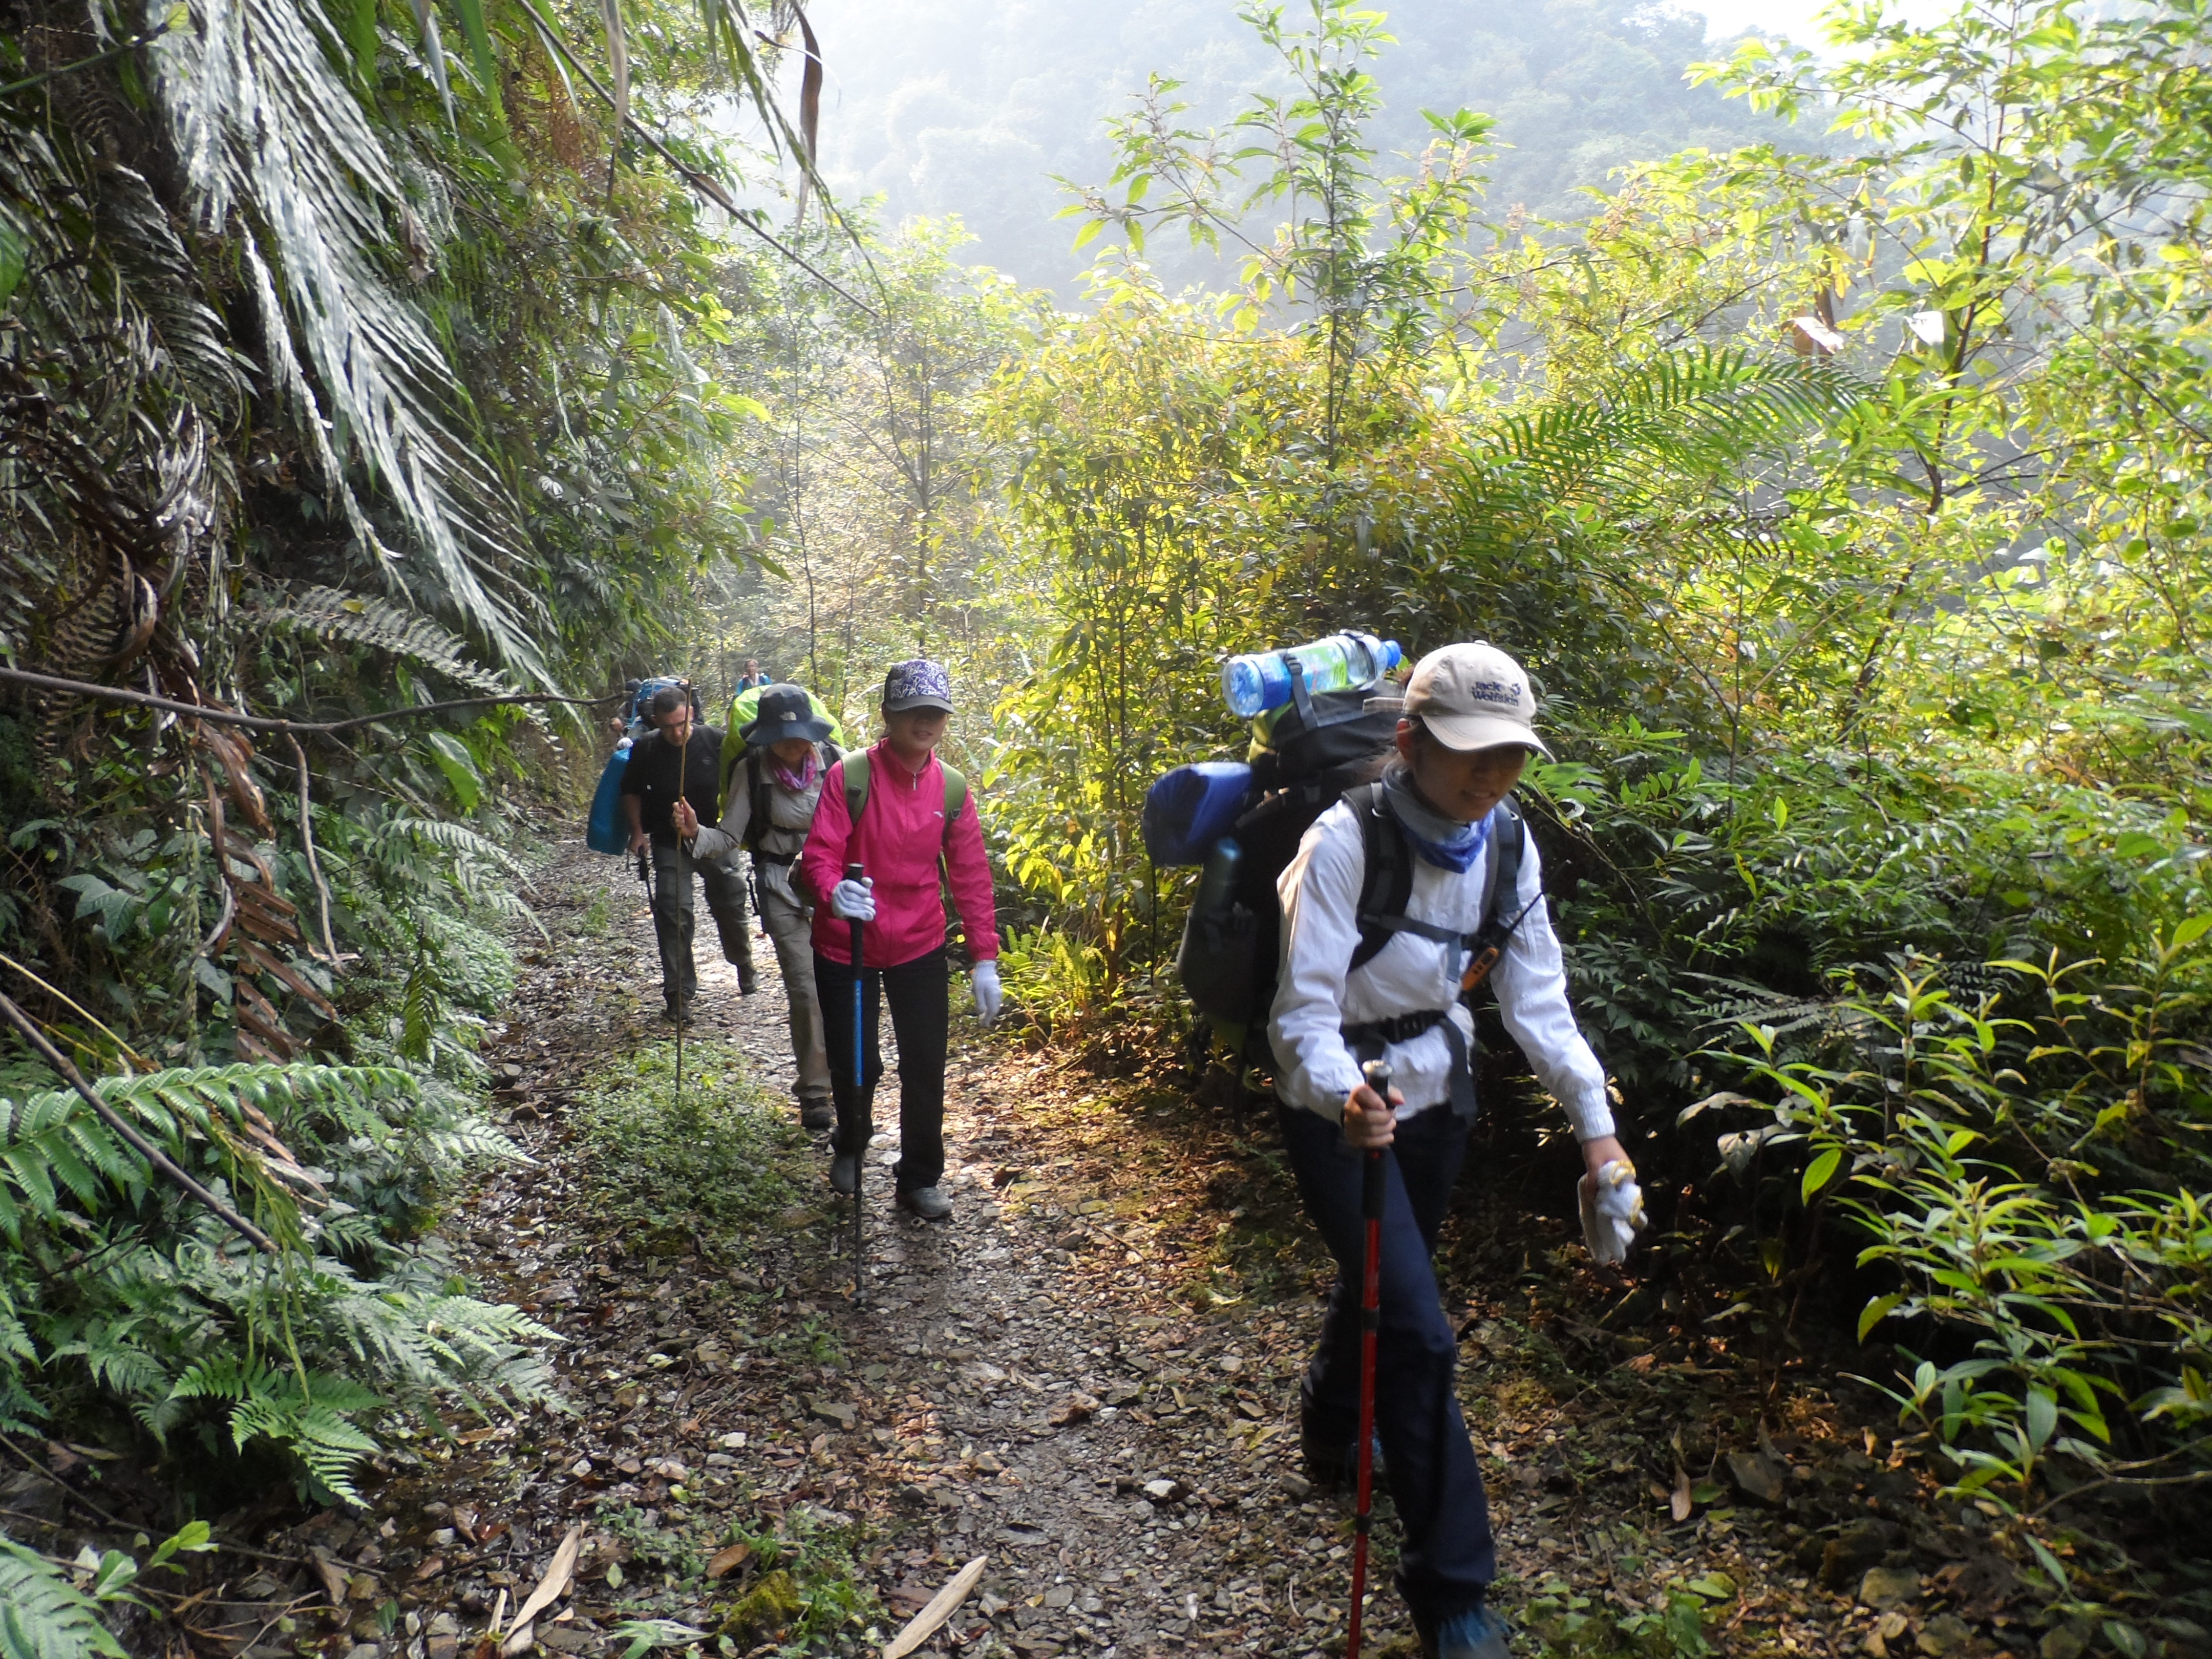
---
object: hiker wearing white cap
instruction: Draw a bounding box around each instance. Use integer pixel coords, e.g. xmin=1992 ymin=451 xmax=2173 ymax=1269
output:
xmin=1268 ymin=641 xmax=1641 ymax=1659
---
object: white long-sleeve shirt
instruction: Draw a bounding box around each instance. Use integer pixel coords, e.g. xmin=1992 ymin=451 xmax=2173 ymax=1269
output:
xmin=1269 ymin=797 xmax=1614 ymax=1138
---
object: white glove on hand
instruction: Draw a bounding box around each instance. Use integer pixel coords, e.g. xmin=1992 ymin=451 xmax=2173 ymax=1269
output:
xmin=1579 ymin=1158 xmax=1646 ymax=1266
xmin=970 ymin=961 xmax=1003 ymax=1027
xmin=829 ymin=877 xmax=876 ymax=922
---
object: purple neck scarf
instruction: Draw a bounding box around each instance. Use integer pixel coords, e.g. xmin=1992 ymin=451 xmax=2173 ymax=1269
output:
xmin=771 ymin=749 xmax=820 ymax=793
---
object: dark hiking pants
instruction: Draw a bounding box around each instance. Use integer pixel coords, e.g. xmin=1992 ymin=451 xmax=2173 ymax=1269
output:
xmin=814 ymin=947 xmax=948 ymax=1194
xmin=1279 ymin=1100 xmax=1494 ymax=1625
xmin=648 ymin=839 xmax=752 ymax=1009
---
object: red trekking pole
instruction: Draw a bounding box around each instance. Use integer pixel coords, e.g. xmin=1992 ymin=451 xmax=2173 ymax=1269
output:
xmin=1347 ymin=1056 xmax=1391 ymax=1659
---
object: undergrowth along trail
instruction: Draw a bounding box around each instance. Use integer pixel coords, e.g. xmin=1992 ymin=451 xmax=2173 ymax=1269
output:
xmin=239 ymin=836 xmax=2082 ymax=1659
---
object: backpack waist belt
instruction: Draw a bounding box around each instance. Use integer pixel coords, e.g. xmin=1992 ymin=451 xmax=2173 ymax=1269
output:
xmin=1340 ymin=1009 xmax=1476 ymax=1120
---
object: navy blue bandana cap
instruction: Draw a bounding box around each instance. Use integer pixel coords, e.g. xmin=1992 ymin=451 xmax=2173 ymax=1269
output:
xmin=884 ymin=658 xmax=953 ymax=712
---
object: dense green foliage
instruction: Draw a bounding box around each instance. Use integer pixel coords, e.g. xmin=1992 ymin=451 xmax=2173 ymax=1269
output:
xmin=0 ymin=0 xmax=800 ymax=1567
xmin=903 ymin=0 xmax=2211 ymax=1608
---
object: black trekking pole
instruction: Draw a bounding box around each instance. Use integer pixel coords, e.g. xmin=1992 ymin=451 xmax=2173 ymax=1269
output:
xmin=1347 ymin=1056 xmax=1391 ymax=1659
xmin=845 ymin=859 xmax=866 ymax=1307
xmin=674 ymin=727 xmax=689 ymax=1109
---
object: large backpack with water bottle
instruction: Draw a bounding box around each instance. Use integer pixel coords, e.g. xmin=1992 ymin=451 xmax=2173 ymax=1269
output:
xmin=1143 ymin=648 xmax=1525 ymax=1050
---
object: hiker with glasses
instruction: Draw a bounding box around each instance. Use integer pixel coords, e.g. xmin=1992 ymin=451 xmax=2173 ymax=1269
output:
xmin=799 ymin=659 xmax=1002 ymax=1222
xmin=1270 ymin=642 xmax=1637 ymax=1659
xmin=673 ymin=685 xmax=842 ymax=1133
xmin=621 ymin=685 xmax=756 ymax=1020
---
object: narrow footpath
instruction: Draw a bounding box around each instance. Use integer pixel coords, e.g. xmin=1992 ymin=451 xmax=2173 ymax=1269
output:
xmin=243 ymin=837 xmax=2032 ymax=1659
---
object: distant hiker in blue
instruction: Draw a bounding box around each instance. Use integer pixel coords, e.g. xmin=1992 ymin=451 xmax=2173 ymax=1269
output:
xmin=621 ymin=685 xmax=756 ymax=1019
xmin=734 ymin=658 xmax=772 ymax=691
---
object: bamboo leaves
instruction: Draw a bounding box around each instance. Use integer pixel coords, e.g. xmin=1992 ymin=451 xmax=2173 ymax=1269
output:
xmin=599 ymin=0 xmax=628 ymax=186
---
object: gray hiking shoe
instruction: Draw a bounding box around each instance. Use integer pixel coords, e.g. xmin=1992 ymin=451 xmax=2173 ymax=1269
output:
xmin=896 ymin=1186 xmax=952 ymax=1221
xmin=799 ymin=1097 xmax=834 ymax=1132
xmin=830 ymin=1153 xmax=859 ymax=1195
xmin=1422 ymin=1605 xmax=1512 ymax=1659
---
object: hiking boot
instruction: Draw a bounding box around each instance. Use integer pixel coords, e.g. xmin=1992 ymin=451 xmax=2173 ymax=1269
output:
xmin=1420 ymin=1604 xmax=1512 ymax=1659
xmin=799 ymin=1097 xmax=834 ymax=1133
xmin=662 ymin=1000 xmax=695 ymax=1026
xmin=737 ymin=963 xmax=760 ymax=995
xmin=1299 ymin=1395 xmax=1382 ymax=1492
xmin=830 ymin=1152 xmax=859 ymax=1195
xmin=896 ymin=1186 xmax=952 ymax=1221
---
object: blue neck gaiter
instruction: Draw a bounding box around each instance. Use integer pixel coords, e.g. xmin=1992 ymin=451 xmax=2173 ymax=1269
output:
xmin=1382 ymin=763 xmax=1494 ymax=873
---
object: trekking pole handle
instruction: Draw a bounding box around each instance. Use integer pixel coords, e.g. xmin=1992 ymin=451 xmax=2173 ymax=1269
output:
xmin=1358 ymin=1059 xmax=1391 ymax=1208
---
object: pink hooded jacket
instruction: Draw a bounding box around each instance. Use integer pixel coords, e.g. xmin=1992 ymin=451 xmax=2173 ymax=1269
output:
xmin=801 ymin=739 xmax=999 ymax=968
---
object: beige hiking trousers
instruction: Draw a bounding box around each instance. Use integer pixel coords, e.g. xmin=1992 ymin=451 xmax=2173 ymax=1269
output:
xmin=760 ymin=878 xmax=830 ymax=1104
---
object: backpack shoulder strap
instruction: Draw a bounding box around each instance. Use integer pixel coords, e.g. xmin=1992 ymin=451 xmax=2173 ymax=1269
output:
xmin=743 ymin=751 xmax=770 ymax=849
xmin=843 ymin=749 xmax=870 ymax=827
xmin=941 ymin=764 xmax=968 ymax=842
xmin=1475 ymin=798 xmax=1526 ymax=945
xmin=1349 ymin=785 xmax=1415 ymax=973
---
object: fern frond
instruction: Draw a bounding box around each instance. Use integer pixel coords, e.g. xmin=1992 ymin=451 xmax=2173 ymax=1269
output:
xmin=0 ymin=1532 xmax=127 ymax=1659
xmin=264 ymin=586 xmax=515 ymax=699
xmin=376 ymin=818 xmax=525 ymax=876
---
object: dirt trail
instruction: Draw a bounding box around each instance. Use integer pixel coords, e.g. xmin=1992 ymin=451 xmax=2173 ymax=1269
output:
xmin=246 ymin=839 xmax=2022 ymax=1659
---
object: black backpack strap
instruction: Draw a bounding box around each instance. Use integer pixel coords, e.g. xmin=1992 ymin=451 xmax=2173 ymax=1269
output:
xmin=1350 ymin=784 xmax=1427 ymax=972
xmin=1473 ymin=799 xmax=1526 ymax=951
xmin=742 ymin=751 xmax=769 ymax=852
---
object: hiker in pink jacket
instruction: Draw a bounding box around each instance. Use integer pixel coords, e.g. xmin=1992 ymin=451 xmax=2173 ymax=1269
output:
xmin=801 ymin=658 xmax=1001 ymax=1221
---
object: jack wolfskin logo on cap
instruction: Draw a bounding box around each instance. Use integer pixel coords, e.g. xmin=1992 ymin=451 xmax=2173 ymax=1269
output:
xmin=1469 ymin=678 xmax=1523 ymax=707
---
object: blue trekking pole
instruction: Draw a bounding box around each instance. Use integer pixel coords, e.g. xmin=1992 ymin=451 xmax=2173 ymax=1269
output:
xmin=845 ymin=858 xmax=866 ymax=1306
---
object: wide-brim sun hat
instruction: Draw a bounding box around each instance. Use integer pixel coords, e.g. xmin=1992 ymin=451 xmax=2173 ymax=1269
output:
xmin=883 ymin=658 xmax=954 ymax=714
xmin=741 ymin=685 xmax=833 ymax=747
xmin=1402 ymin=641 xmax=1554 ymax=758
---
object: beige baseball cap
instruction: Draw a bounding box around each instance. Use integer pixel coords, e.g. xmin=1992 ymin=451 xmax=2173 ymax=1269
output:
xmin=1402 ymin=642 xmax=1552 ymax=757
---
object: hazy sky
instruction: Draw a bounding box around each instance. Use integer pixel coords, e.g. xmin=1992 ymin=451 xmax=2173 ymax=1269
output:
xmin=776 ymin=0 xmax=1876 ymax=290
xmin=1680 ymin=0 xmax=1828 ymax=36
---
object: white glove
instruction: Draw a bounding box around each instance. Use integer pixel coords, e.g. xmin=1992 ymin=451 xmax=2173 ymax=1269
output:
xmin=1579 ymin=1158 xmax=1646 ymax=1266
xmin=829 ymin=877 xmax=876 ymax=921
xmin=970 ymin=961 xmax=1003 ymax=1027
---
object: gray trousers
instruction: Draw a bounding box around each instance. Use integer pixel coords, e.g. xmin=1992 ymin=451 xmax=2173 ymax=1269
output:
xmin=759 ymin=876 xmax=830 ymax=1103
xmin=648 ymin=839 xmax=752 ymax=1007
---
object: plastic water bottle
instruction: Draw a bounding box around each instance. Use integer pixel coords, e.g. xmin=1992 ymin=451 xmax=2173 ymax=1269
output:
xmin=1220 ymin=632 xmax=1403 ymax=719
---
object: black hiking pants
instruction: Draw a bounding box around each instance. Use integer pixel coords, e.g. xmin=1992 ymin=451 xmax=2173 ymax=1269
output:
xmin=648 ymin=838 xmax=752 ymax=1010
xmin=1280 ymin=1100 xmax=1494 ymax=1625
xmin=814 ymin=947 xmax=948 ymax=1194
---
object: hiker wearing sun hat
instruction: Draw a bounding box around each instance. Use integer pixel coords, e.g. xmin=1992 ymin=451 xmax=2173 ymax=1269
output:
xmin=1269 ymin=641 xmax=1642 ymax=1659
xmin=675 ymin=684 xmax=846 ymax=1132
xmin=799 ymin=658 xmax=1002 ymax=1223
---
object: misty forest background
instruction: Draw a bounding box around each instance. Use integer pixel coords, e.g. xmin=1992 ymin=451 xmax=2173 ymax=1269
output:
xmin=1 ymin=0 xmax=2209 ymax=1652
